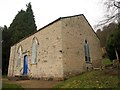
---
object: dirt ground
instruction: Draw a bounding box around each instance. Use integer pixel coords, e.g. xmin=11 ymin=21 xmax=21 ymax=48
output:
xmin=2 ymin=78 xmax=61 ymax=89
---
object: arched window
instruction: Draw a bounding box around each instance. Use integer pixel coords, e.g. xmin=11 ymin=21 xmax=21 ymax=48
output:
xmin=31 ymin=37 xmax=38 ymax=64
xmin=17 ymin=45 xmax=22 ymax=67
xmin=84 ymin=40 xmax=90 ymax=63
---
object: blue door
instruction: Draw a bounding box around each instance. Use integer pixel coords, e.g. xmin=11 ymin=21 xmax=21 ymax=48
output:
xmin=23 ymin=55 xmax=28 ymax=75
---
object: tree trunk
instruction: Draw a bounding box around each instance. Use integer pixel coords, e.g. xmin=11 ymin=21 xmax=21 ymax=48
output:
xmin=115 ymin=48 xmax=119 ymax=62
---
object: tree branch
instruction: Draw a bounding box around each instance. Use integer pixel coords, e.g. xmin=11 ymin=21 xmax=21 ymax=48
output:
xmin=96 ymin=13 xmax=120 ymax=27
xmin=114 ymin=1 xmax=120 ymax=8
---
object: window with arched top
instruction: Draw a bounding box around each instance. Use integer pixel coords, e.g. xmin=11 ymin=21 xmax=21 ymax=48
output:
xmin=17 ymin=45 xmax=22 ymax=67
xmin=84 ymin=40 xmax=90 ymax=63
xmin=31 ymin=37 xmax=38 ymax=64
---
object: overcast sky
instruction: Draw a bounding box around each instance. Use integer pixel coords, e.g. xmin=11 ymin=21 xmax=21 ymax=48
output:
xmin=0 ymin=0 xmax=105 ymax=31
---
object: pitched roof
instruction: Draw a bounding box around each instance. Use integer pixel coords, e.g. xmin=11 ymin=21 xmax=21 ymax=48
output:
xmin=11 ymin=14 xmax=99 ymax=46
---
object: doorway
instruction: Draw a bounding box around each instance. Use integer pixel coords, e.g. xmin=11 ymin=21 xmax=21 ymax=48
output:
xmin=23 ymin=55 xmax=28 ymax=75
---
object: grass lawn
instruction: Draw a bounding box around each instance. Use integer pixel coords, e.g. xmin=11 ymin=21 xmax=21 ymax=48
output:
xmin=2 ymin=83 xmax=24 ymax=90
xmin=53 ymin=58 xmax=119 ymax=89
xmin=2 ymin=75 xmax=24 ymax=90
xmin=53 ymin=70 xmax=119 ymax=89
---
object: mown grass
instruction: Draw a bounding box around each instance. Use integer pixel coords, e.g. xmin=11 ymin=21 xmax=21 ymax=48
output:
xmin=2 ymin=83 xmax=24 ymax=90
xmin=53 ymin=70 xmax=119 ymax=89
xmin=2 ymin=75 xmax=24 ymax=90
xmin=53 ymin=58 xmax=119 ymax=89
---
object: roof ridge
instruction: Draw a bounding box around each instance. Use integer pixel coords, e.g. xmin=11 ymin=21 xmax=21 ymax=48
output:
xmin=60 ymin=14 xmax=84 ymax=19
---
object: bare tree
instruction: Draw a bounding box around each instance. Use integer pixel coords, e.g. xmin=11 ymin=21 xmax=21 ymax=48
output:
xmin=97 ymin=0 xmax=120 ymax=26
xmin=96 ymin=0 xmax=120 ymax=62
xmin=101 ymin=0 xmax=120 ymax=62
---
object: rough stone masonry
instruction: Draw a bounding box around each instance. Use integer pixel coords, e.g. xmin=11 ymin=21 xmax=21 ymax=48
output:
xmin=8 ymin=14 xmax=102 ymax=80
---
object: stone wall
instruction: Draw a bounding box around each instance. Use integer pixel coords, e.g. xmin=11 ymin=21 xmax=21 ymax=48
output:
xmin=8 ymin=15 xmax=102 ymax=80
xmin=8 ymin=20 xmax=64 ymax=80
xmin=8 ymin=45 xmax=16 ymax=77
xmin=61 ymin=15 xmax=102 ymax=78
